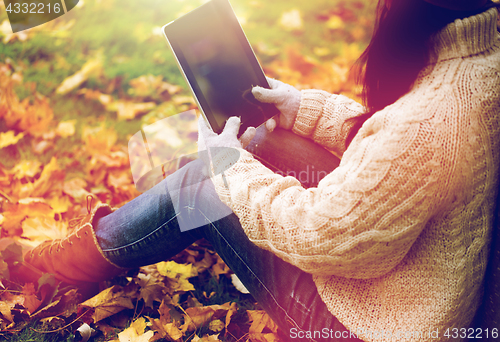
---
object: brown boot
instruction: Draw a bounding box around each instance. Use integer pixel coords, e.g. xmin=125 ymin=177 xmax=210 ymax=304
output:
xmin=23 ymin=203 xmax=126 ymax=285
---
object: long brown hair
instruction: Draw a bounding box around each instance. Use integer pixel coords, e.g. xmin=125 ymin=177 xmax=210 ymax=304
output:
xmin=345 ymin=0 xmax=495 ymax=148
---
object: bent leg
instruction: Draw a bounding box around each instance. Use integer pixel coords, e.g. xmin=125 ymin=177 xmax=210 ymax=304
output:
xmin=94 ymin=129 xmax=358 ymax=341
xmin=95 ymin=166 xmax=203 ymax=268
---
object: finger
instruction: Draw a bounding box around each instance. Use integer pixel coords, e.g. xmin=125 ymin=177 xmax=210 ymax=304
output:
xmin=239 ymin=126 xmax=256 ymax=148
xmin=198 ymin=116 xmax=215 ymax=136
xmin=221 ymin=116 xmax=241 ymax=138
xmin=265 ymin=117 xmax=277 ymax=132
xmin=251 ymin=85 xmax=280 ymax=103
xmin=265 ymin=77 xmax=281 ymax=89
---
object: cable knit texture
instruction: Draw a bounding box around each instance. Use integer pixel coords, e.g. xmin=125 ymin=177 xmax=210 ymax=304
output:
xmin=211 ymin=8 xmax=500 ymax=342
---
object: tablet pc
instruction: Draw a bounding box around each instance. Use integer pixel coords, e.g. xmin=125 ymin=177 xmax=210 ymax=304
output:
xmin=162 ymin=0 xmax=279 ymax=136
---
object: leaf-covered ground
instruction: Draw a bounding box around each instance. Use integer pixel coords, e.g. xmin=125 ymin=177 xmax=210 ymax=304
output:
xmin=0 ymin=0 xmax=374 ymax=341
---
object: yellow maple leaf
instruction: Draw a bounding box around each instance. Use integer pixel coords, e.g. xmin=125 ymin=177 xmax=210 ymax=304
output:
xmin=157 ymin=261 xmax=197 ymax=279
xmin=168 ymin=276 xmax=195 ymax=293
xmin=0 ymin=131 xmax=24 ymax=149
xmin=47 ymin=195 xmax=71 ymax=215
xmin=20 ymin=216 xmax=68 ymax=247
xmin=117 ymin=317 xmax=155 ymax=342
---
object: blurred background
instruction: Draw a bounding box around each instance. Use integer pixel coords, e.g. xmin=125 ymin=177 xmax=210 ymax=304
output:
xmin=0 ymin=0 xmax=375 ymax=207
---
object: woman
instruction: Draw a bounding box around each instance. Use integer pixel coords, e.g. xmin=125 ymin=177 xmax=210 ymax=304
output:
xmin=23 ymin=0 xmax=500 ymax=341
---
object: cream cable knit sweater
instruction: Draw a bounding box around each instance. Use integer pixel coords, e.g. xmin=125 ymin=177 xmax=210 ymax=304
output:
xmin=212 ymin=8 xmax=500 ymax=342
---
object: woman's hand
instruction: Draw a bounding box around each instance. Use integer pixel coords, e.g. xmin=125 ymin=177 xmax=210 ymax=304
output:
xmin=197 ymin=116 xmax=256 ymax=177
xmin=252 ymin=77 xmax=301 ymax=132
xmin=197 ymin=116 xmax=256 ymax=152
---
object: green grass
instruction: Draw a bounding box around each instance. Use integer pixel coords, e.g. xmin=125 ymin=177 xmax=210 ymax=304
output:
xmin=0 ymin=321 xmax=75 ymax=342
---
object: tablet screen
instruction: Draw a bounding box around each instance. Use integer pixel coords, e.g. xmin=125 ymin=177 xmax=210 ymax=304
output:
xmin=163 ymin=0 xmax=279 ymax=135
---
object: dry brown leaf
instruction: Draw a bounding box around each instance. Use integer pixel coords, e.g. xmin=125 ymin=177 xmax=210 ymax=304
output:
xmin=247 ymin=333 xmax=280 ymax=342
xmin=21 ymin=283 xmax=42 ymax=314
xmin=95 ymin=150 xmax=129 ymax=168
xmin=31 ymin=157 xmax=64 ymax=198
xmin=147 ymin=299 xmax=184 ymax=341
xmin=191 ymin=334 xmax=222 ymax=341
xmin=247 ymin=310 xmax=278 ymax=334
xmin=181 ymin=306 xmax=216 ymax=332
xmin=63 ymin=178 xmax=90 ymax=202
xmin=106 ymin=101 xmax=156 ymax=121
xmin=56 ymin=59 xmax=103 ymax=95
xmin=193 ymin=250 xmax=215 ymax=274
xmin=225 ymin=302 xmax=238 ymax=328
xmin=77 ymin=88 xmax=113 ymax=105
xmin=31 ymin=288 xmax=80 ymax=320
xmin=0 ymin=301 xmax=13 ymax=322
xmin=80 ymin=285 xmax=136 ymax=323
xmin=181 ymin=303 xmax=232 ymax=332
xmin=0 ymin=283 xmax=43 ymax=317
xmin=171 ymin=95 xmax=196 ymax=107
xmin=148 ymin=318 xmax=184 ymax=342
xmin=1 ymin=198 xmax=53 ymax=236
xmin=135 ymin=273 xmax=166 ymax=309
xmin=17 ymin=96 xmax=54 ymax=136
xmin=107 ymin=170 xmax=133 ymax=190
xmin=211 ymin=254 xmax=231 ymax=280
xmin=128 ymin=74 xmax=182 ymax=98
xmin=0 ymin=67 xmax=24 ymax=127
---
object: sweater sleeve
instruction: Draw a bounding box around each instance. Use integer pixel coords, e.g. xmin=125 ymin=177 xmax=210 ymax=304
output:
xmin=210 ymin=105 xmax=448 ymax=279
xmin=292 ymin=89 xmax=367 ymax=157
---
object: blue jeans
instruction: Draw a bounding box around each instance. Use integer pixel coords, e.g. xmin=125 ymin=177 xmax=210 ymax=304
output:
xmin=95 ymin=127 xmax=363 ymax=342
